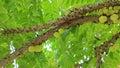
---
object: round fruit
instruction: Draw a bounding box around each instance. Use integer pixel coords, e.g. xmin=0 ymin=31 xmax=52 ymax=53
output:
xmin=102 ymin=7 xmax=108 ymax=15
xmin=28 ymin=46 xmax=35 ymax=52
xmin=113 ymin=6 xmax=120 ymax=13
xmin=34 ymin=45 xmax=42 ymax=52
xmin=99 ymin=16 xmax=107 ymax=23
xmin=98 ymin=9 xmax=103 ymax=15
xmin=113 ymin=6 xmax=120 ymax=10
xmin=110 ymin=14 xmax=119 ymax=23
xmin=58 ymin=28 xmax=64 ymax=34
xmin=54 ymin=32 xmax=60 ymax=38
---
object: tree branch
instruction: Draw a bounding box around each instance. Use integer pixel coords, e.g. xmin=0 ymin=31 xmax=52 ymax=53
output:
xmin=94 ymin=32 xmax=120 ymax=68
xmin=0 ymin=0 xmax=120 ymax=67
xmin=1 ymin=9 xmax=120 ymax=67
xmin=0 ymin=14 xmax=101 ymax=67
xmin=2 ymin=0 xmax=120 ymax=35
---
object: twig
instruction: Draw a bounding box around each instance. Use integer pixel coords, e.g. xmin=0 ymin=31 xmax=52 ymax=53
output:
xmin=2 ymin=22 xmax=58 ymax=35
xmin=2 ymin=0 xmax=120 ymax=35
xmin=94 ymin=32 xmax=120 ymax=68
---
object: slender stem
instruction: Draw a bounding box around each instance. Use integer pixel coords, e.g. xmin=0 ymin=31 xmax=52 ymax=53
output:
xmin=95 ymin=32 xmax=120 ymax=68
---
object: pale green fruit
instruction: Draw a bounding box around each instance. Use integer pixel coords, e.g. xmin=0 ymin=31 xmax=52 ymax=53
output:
xmin=28 ymin=46 xmax=35 ymax=52
xmin=99 ymin=16 xmax=107 ymax=23
xmin=110 ymin=14 xmax=119 ymax=23
xmin=34 ymin=45 xmax=42 ymax=52
xmin=58 ymin=28 xmax=64 ymax=34
xmin=102 ymin=7 xmax=109 ymax=14
xmin=113 ymin=6 xmax=120 ymax=10
xmin=54 ymin=32 xmax=60 ymax=38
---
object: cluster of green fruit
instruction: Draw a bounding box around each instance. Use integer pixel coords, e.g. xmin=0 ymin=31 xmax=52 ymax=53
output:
xmin=99 ymin=6 xmax=120 ymax=23
xmin=28 ymin=45 xmax=42 ymax=52
xmin=54 ymin=28 xmax=64 ymax=38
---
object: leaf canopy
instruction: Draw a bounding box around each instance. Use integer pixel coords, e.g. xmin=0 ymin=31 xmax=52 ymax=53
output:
xmin=0 ymin=0 xmax=120 ymax=68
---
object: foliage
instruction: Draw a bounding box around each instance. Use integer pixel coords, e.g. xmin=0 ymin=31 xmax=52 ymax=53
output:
xmin=0 ymin=0 xmax=120 ymax=68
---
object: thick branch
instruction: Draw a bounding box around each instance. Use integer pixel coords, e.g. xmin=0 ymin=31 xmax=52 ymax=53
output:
xmin=2 ymin=0 xmax=120 ymax=35
xmin=0 ymin=15 xmax=100 ymax=67
xmin=0 ymin=0 xmax=120 ymax=67
xmin=1 ymin=10 xmax=120 ymax=67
